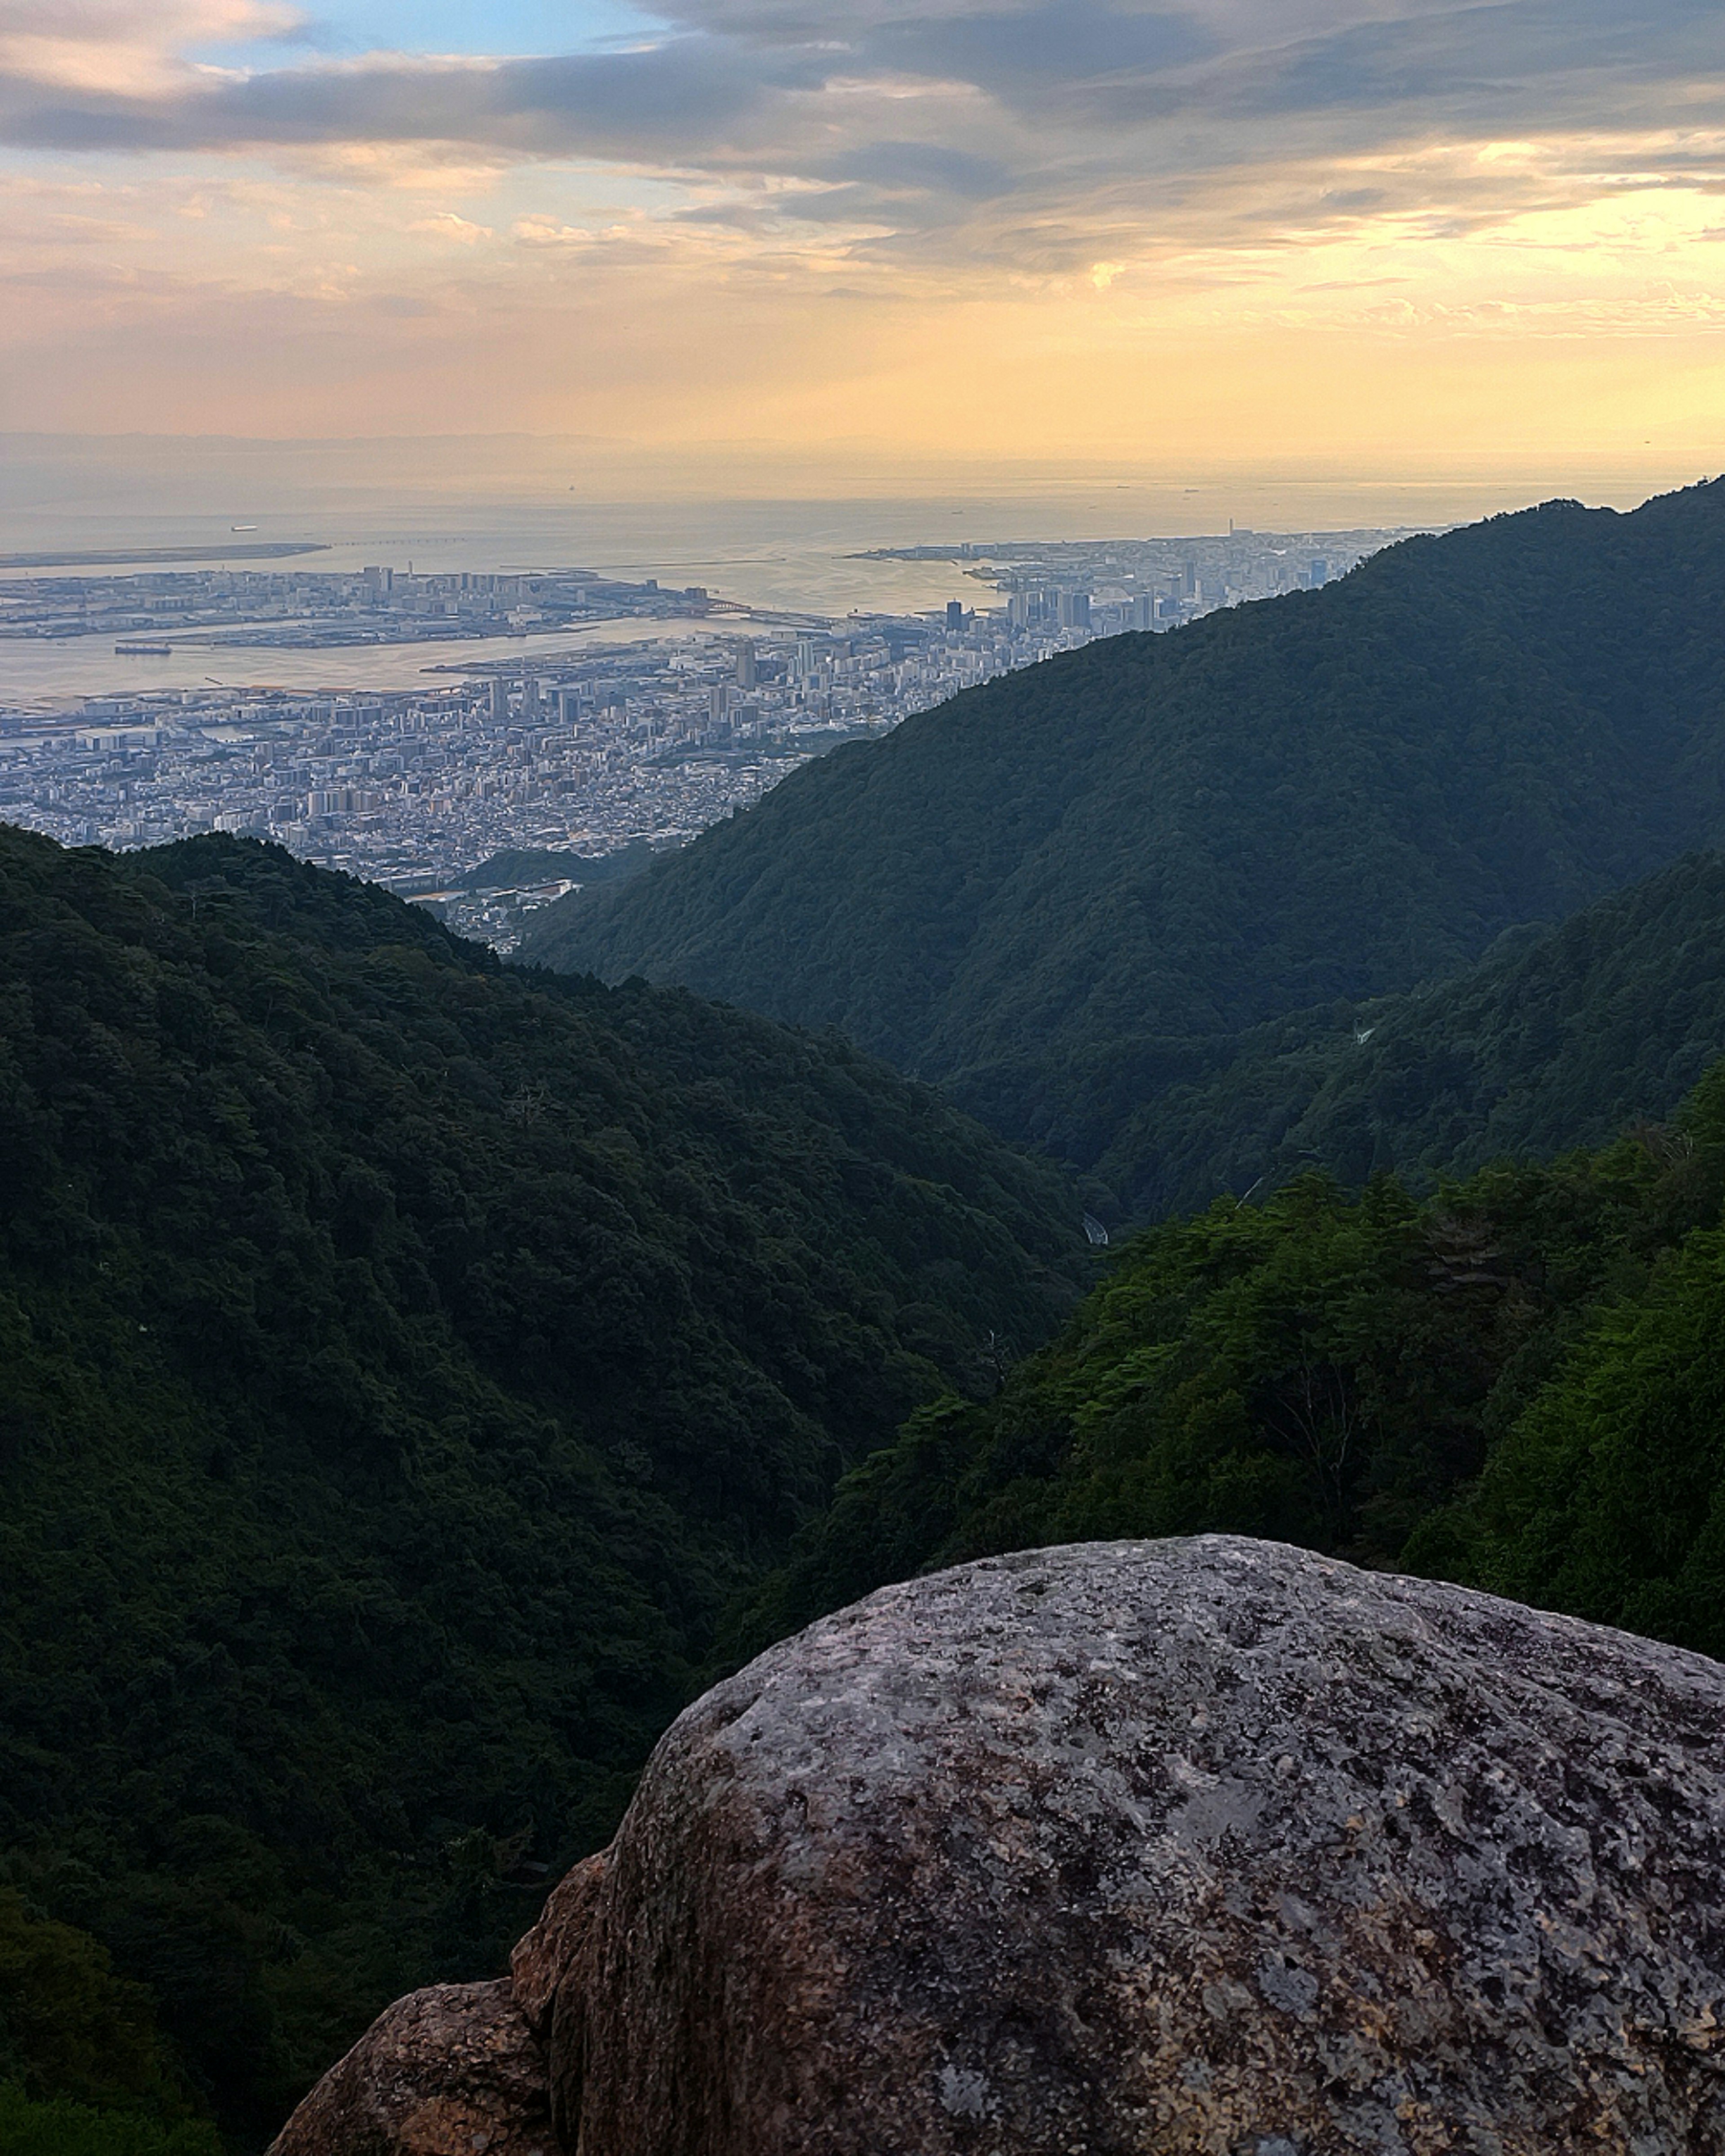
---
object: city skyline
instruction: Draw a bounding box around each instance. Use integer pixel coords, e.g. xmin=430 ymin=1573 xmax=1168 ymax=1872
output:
xmin=0 ymin=1 xmax=1722 ymax=485
xmin=0 ymin=521 xmax=1400 ymax=916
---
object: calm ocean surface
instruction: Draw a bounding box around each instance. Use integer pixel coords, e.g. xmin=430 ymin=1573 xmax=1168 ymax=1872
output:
xmin=0 ymin=473 xmax=1634 ymax=702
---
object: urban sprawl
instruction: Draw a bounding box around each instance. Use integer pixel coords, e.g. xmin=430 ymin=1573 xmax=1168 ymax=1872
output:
xmin=0 ymin=526 xmax=1414 ymax=948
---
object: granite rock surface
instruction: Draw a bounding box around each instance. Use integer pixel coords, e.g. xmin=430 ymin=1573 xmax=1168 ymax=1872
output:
xmin=512 ymin=1853 xmax=607 ymax=2045
xmin=281 ymin=1536 xmax=1725 ymax=2155
xmin=268 ymin=1978 xmax=553 ymax=2156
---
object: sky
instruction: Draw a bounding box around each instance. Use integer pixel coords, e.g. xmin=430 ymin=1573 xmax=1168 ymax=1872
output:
xmin=2 ymin=0 xmax=1724 ymax=486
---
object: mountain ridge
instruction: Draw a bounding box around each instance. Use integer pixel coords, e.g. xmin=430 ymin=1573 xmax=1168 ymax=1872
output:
xmin=0 ymin=824 xmax=1087 ymax=2134
xmin=1097 ymin=848 xmax=1725 ymax=1215
xmin=525 ymin=482 xmax=1725 ymax=1180
xmin=738 ymin=1051 xmax=1725 ymax=1663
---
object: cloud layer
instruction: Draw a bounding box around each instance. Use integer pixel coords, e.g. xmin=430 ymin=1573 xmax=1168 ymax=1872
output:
xmin=1 ymin=0 xmax=1721 ymax=259
xmin=1 ymin=0 xmax=1723 ymax=458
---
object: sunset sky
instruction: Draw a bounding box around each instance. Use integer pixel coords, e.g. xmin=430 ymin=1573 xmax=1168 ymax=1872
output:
xmin=4 ymin=0 xmax=1725 ymax=481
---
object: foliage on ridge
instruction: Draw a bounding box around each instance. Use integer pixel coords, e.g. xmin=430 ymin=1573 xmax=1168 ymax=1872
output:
xmin=1098 ymin=850 xmax=1725 ymax=1217
xmin=0 ymin=825 xmax=1087 ymax=2138
xmin=526 ymin=483 xmax=1725 ymax=1207
xmin=739 ymin=1060 xmax=1725 ymax=1670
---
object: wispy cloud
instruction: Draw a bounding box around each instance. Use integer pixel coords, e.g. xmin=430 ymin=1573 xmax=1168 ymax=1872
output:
xmin=0 ymin=0 xmax=305 ymax=94
xmin=2 ymin=0 xmax=1723 ymax=453
xmin=0 ymin=1 xmax=1719 ymax=258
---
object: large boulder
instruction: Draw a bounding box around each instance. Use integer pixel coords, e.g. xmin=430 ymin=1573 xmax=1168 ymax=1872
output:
xmin=279 ymin=1537 xmax=1725 ymax=2154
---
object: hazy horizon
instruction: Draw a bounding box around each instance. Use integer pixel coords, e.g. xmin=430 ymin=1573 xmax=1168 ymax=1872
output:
xmin=1 ymin=428 xmax=1714 ymax=535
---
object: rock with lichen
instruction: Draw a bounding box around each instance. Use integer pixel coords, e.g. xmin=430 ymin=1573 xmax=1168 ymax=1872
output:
xmin=276 ymin=1536 xmax=1725 ymax=2156
xmin=268 ymin=1979 xmax=553 ymax=2156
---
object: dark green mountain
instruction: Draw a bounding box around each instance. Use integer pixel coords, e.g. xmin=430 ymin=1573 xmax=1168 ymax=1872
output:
xmin=0 ymin=826 xmax=1086 ymax=2137
xmin=1101 ymin=850 xmax=1725 ymax=1217
xmin=739 ymin=1059 xmax=1725 ymax=1672
xmin=525 ymin=482 xmax=1725 ymax=1184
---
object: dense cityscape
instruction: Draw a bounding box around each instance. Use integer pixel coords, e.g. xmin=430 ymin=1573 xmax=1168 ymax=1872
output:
xmin=860 ymin=523 xmax=1387 ymax=614
xmin=0 ymin=525 xmax=1407 ymax=947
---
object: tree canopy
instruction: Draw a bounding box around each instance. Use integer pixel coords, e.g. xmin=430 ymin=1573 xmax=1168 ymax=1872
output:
xmin=526 ymin=483 xmax=1725 ymax=1196
xmin=0 ymin=826 xmax=1087 ymax=2137
xmin=1094 ymin=849 xmax=1725 ymax=1216
xmin=739 ymin=1064 xmax=1725 ymax=1676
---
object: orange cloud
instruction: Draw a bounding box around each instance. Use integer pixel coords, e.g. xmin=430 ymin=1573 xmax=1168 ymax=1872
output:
xmin=0 ymin=0 xmax=1719 ymax=476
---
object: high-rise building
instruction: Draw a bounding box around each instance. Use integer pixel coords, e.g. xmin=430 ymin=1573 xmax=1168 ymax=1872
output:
xmin=1308 ymin=558 xmax=1330 ymax=588
xmin=946 ymin=600 xmax=966 ymax=632
xmin=735 ymin=641 xmax=757 ymax=688
xmin=1130 ymin=593 xmax=1155 ymax=631
xmin=1058 ymin=590 xmax=1092 ymax=630
xmin=488 ymin=678 xmax=509 ymax=723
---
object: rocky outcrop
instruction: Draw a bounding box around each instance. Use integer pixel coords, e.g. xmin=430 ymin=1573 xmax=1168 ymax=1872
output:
xmin=274 ymin=1535 xmax=1725 ymax=2156
xmin=510 ymin=1853 xmax=607 ymax=2045
xmin=269 ymin=1979 xmax=553 ymax=2156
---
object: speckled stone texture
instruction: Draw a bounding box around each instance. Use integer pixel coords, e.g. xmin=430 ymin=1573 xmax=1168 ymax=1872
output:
xmin=273 ymin=1536 xmax=1725 ymax=2155
xmin=267 ymin=1978 xmax=554 ymax=2156
xmin=513 ymin=1853 xmax=607 ymax=2043
xmin=556 ymin=1537 xmax=1725 ymax=2156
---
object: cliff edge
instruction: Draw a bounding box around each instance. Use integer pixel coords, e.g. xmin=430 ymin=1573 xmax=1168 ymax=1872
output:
xmin=273 ymin=1535 xmax=1725 ymax=2154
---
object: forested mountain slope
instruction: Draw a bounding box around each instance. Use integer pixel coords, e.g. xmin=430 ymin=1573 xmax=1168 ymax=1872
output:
xmin=526 ymin=482 xmax=1725 ymax=1175
xmin=1102 ymin=850 xmax=1725 ymax=1216
xmin=0 ymin=827 xmax=1085 ymax=2138
xmin=740 ymin=1058 xmax=1725 ymax=1672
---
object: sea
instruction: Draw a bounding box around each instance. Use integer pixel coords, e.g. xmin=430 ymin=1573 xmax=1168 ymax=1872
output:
xmin=0 ymin=466 xmax=1686 ymax=704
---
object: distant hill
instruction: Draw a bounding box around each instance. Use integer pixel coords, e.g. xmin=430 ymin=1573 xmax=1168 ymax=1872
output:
xmin=524 ymin=482 xmax=1725 ymax=1187
xmin=0 ymin=828 xmax=1085 ymax=2137
xmin=1099 ymin=850 xmax=1725 ymax=1216
xmin=454 ymin=839 xmax=663 ymax=891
